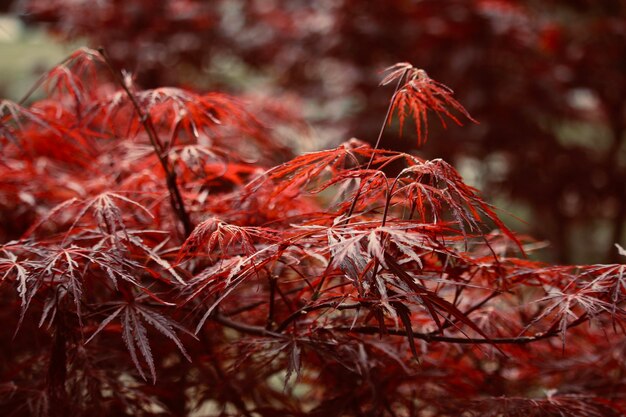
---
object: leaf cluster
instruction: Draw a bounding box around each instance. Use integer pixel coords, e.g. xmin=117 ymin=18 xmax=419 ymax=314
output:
xmin=0 ymin=51 xmax=624 ymax=417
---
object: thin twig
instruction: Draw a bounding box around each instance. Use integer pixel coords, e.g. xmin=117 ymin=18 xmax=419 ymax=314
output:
xmin=212 ymin=314 xmax=286 ymax=339
xmin=213 ymin=310 xmax=588 ymax=347
xmin=275 ymin=300 xmax=359 ymax=332
xmin=343 ymin=69 xmax=408 ymax=222
xmin=97 ymin=47 xmax=193 ymax=237
xmin=330 ymin=318 xmax=588 ymax=345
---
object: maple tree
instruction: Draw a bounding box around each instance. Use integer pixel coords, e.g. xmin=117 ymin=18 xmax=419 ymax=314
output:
xmin=0 ymin=47 xmax=625 ymax=417
xmin=17 ymin=0 xmax=626 ymax=264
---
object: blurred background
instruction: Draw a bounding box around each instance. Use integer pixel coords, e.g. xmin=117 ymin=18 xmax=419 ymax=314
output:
xmin=1 ymin=0 xmax=625 ymax=264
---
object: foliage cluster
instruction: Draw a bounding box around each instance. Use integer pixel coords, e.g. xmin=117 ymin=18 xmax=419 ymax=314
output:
xmin=19 ymin=0 xmax=626 ymax=263
xmin=0 ymin=49 xmax=625 ymax=416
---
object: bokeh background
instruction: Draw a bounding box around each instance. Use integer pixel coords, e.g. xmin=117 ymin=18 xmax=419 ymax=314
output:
xmin=1 ymin=0 xmax=625 ymax=264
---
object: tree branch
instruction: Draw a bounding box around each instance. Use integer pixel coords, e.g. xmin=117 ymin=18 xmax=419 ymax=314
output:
xmin=214 ymin=307 xmax=591 ymax=348
xmin=97 ymin=47 xmax=193 ymax=237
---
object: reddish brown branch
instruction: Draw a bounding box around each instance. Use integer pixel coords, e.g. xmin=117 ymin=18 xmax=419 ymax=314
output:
xmin=215 ymin=308 xmax=592 ymax=348
xmin=97 ymin=47 xmax=193 ymax=237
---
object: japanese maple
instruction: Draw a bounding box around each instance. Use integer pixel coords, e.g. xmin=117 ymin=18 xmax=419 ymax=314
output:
xmin=0 ymin=49 xmax=624 ymax=417
xmin=18 ymin=0 xmax=626 ymax=264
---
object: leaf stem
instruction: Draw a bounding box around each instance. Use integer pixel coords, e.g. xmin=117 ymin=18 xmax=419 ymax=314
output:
xmin=344 ymin=69 xmax=408 ymax=222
